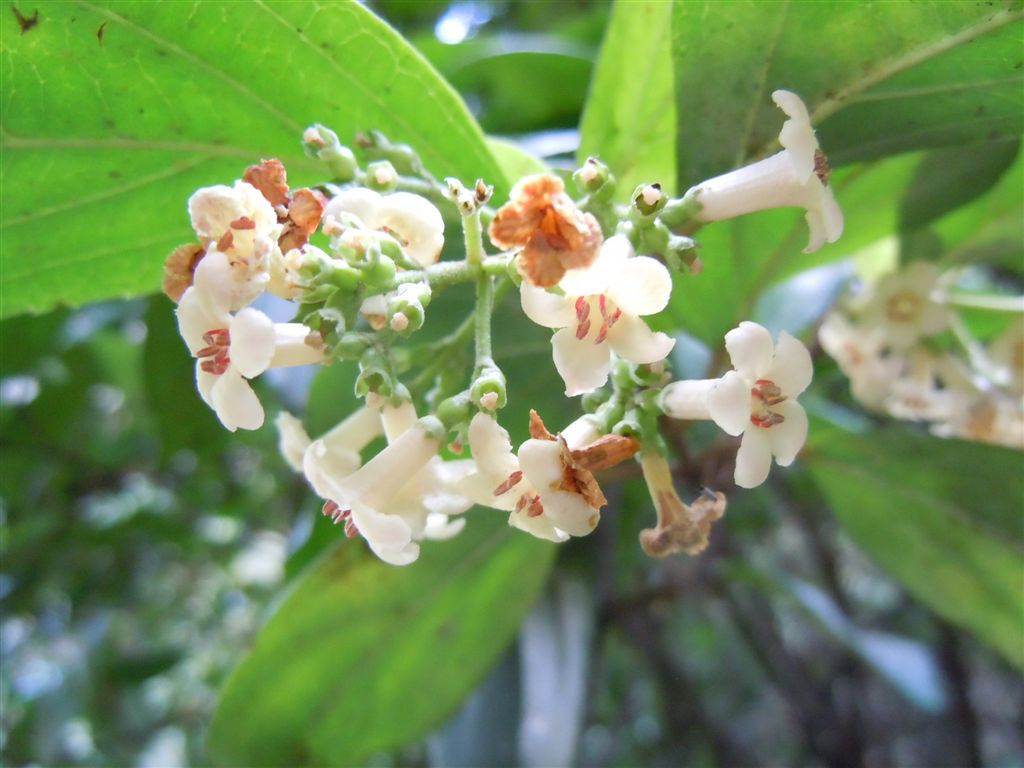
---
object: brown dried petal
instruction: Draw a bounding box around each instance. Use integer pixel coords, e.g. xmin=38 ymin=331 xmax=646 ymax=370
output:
xmin=244 ymin=158 xmax=290 ymax=208
xmin=518 ymin=236 xmax=569 ymax=288
xmin=279 ymin=188 xmax=327 ymax=252
xmin=570 ymin=434 xmax=640 ymax=472
xmin=639 ymin=490 xmax=726 ymax=558
xmin=556 ymin=437 xmax=607 ymax=509
xmin=528 ymin=409 xmax=556 ymax=441
xmin=162 ymin=243 xmax=205 ymax=303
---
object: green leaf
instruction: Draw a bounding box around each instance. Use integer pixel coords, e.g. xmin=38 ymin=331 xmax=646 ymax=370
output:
xmin=899 ymin=139 xmax=1021 ymax=232
xmin=208 ymin=512 xmax=556 ymax=767
xmin=1 ymin=0 xmax=505 ymax=319
xmin=672 ymin=1 xmax=1024 ymax=186
xmin=805 ymin=419 xmax=1024 ymax=668
xmin=578 ymin=0 xmax=676 ymax=197
xmin=486 ymin=136 xmax=548 ymax=181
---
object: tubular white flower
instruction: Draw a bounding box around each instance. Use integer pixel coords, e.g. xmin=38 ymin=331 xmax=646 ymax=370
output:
xmin=188 ymin=180 xmax=283 ymax=308
xmin=301 ymin=406 xmax=385 ymax=495
xmin=459 ymin=413 xmax=605 ymax=542
xmin=275 ymin=412 xmax=312 ymax=472
xmin=663 ymin=322 xmax=812 ymax=489
xmin=860 ymin=261 xmax=949 ymax=351
xmin=324 ymin=188 xmax=444 ymax=266
xmin=306 ymin=407 xmax=472 ymax=566
xmin=521 ymin=235 xmax=675 ymax=396
xmin=817 ymin=311 xmax=903 ymax=409
xmin=176 ymin=251 xmax=325 ymax=432
xmin=686 ymin=90 xmax=843 ymax=253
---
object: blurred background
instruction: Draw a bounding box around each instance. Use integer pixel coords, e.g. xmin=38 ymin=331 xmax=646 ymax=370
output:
xmin=2 ymin=1 xmax=1022 ymax=767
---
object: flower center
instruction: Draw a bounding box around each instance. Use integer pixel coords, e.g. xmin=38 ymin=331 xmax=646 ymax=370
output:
xmin=196 ymin=328 xmax=231 ymax=375
xmin=574 ymin=294 xmax=622 ymax=344
xmin=750 ymin=378 xmax=787 ymax=428
xmin=886 ymin=290 xmax=922 ymax=323
xmin=494 ymin=471 xmax=545 ymax=517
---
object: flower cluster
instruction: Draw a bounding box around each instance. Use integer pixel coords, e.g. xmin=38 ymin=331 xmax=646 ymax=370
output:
xmin=819 ymin=261 xmax=1023 ymax=449
xmin=164 ymin=91 xmax=846 ymax=565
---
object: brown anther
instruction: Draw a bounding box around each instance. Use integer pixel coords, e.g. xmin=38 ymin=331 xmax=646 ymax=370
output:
xmin=490 ymin=174 xmax=603 ymax=288
xmin=474 ymin=179 xmax=493 ymax=205
xmin=202 ymin=328 xmax=230 ymax=346
xmin=570 ymin=434 xmax=640 ymax=472
xmin=526 ymin=495 xmax=544 ymax=517
xmin=162 ymin=242 xmax=205 ymax=302
xmin=528 ymin=410 xmax=556 ymax=441
xmin=244 ymin=158 xmax=290 ymax=208
xmin=493 ymin=470 xmax=524 ymax=496
xmin=576 ymin=319 xmax=591 ymax=340
xmin=813 ymin=149 xmax=831 ymax=186
xmin=215 ymin=230 xmax=234 ymax=252
xmin=449 ymin=439 xmax=464 ymax=455
xmin=230 ymin=216 xmax=257 ymax=230
xmin=343 ymin=518 xmax=359 ymax=538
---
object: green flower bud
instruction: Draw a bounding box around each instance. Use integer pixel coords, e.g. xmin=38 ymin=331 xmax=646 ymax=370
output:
xmin=595 ymin=399 xmax=625 ymax=433
xmin=357 ymin=130 xmax=426 ymax=177
xmin=612 ymin=411 xmax=643 ymax=438
xmin=366 ymin=160 xmax=399 ymax=192
xmin=658 ymin=190 xmax=703 ymax=230
xmin=302 ymin=124 xmax=358 ymax=182
xmin=581 ymin=387 xmax=611 ymax=414
xmin=436 ymin=392 xmax=472 ymax=430
xmin=334 ymin=331 xmax=371 ymax=360
xmin=470 ymin=365 xmax=507 ymax=411
xmin=611 ymin=358 xmax=636 ymax=391
xmin=665 ymin=233 xmax=702 ymax=275
xmin=359 ymin=252 xmax=397 ymax=289
xmin=632 ymin=183 xmax=666 ymax=216
xmin=355 ymin=348 xmax=395 ymax=397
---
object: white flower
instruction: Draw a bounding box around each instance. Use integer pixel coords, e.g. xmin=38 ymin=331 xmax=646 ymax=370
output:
xmin=324 ymin=188 xmax=444 ymax=266
xmin=686 ymin=90 xmax=843 ymax=253
xmin=283 ymin=405 xmax=383 ymax=484
xmin=304 ymin=405 xmax=472 ymax=566
xmin=861 ymin=261 xmax=949 ymax=350
xmin=188 ymin=180 xmax=283 ymax=308
xmin=176 ymin=251 xmax=325 ymax=431
xmin=460 ymin=413 xmax=605 ymax=541
xmin=275 ymin=412 xmax=312 ymax=472
xmin=818 ymin=311 xmax=903 ymax=409
xmin=661 ymin=321 xmax=812 ymax=488
xmin=521 ymin=235 xmax=675 ymax=396
xmin=932 ymin=390 xmax=1024 ymax=450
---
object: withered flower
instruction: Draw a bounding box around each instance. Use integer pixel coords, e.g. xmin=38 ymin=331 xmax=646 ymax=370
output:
xmin=162 ymin=242 xmax=205 ymax=302
xmin=489 ymin=174 xmax=603 ymax=288
xmin=638 ymin=451 xmax=725 ymax=557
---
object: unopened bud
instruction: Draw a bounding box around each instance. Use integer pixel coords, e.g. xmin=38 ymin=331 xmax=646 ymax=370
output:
xmin=478 ymin=391 xmax=499 ymax=411
xmin=436 ymin=392 xmax=472 ymax=430
xmin=632 ymin=183 xmax=665 ymax=216
xmin=573 ymin=156 xmax=612 ymax=196
xmin=367 ymin=161 xmax=398 ymax=192
xmin=302 ymin=124 xmax=358 ymax=182
xmin=389 ymin=312 xmax=409 ymax=332
xmin=470 ymin=364 xmax=507 ymax=411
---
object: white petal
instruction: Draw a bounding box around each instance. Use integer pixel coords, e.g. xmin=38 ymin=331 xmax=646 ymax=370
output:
xmin=324 ymin=187 xmax=383 ymax=229
xmin=558 ymin=235 xmax=630 ymax=297
xmin=766 ymin=332 xmax=813 ymax=397
xmin=725 ymin=321 xmax=774 ymax=380
xmin=468 ymin=413 xmax=519 ymax=479
xmin=229 ymin=308 xmax=276 ymax=377
xmin=734 ymin=427 xmax=772 ymax=488
xmin=540 ymin=490 xmax=599 ymax=537
xmin=275 ymin=412 xmax=311 ymax=472
xmin=551 ymin=327 xmax=613 ymax=396
xmin=196 ymin=367 xmax=217 ymax=408
xmin=517 ymin=439 xmax=563 ymax=491
xmin=509 ymin=508 xmax=568 ymax=543
xmin=520 ymin=282 xmax=573 ymax=328
xmin=189 ymin=185 xmax=245 ymax=240
xmin=607 ymin=256 xmax=672 ymax=316
xmin=560 ymin=415 xmax=601 ymax=449
xmin=267 ymin=324 xmax=325 ymax=368
xmin=211 ymin=369 xmax=264 ymax=432
xmin=320 ymin=406 xmax=383 ymax=456
xmin=339 ymin=421 xmax=438 ymax=509
xmin=349 ymin=502 xmax=419 ymax=566
xmin=190 ymin=250 xmax=235 ymax=316
xmin=176 ymin=286 xmax=227 ymax=354
xmin=375 ymin=192 xmax=445 ymax=267
xmin=803 ymin=199 xmax=828 ymax=254
xmin=422 ymin=512 xmax=465 ymax=541
xmin=707 ymin=370 xmax=751 ymax=436
xmin=606 ymin=313 xmax=675 ymax=364
xmin=302 ymin=438 xmax=362 ymax=500
xmin=821 ymin=186 xmax=844 ymax=243
xmin=768 ymin=401 xmax=808 ymax=467
xmin=772 ymin=90 xmax=817 ymax=181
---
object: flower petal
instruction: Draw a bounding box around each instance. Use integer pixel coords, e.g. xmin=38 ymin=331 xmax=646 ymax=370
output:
xmin=517 ymin=438 xmax=563 ymax=491
xmin=768 ymin=400 xmax=808 ymax=467
xmin=520 ymin=282 xmax=573 ymax=328
xmin=766 ymin=331 xmax=813 ymax=397
xmin=606 ymin=313 xmax=675 ymax=364
xmin=551 ymin=327 xmax=612 ymax=396
xmin=229 ymin=308 xmax=276 ymax=377
xmin=558 ymin=235 xmax=630 ymax=297
xmin=211 ymin=369 xmax=264 ymax=432
xmin=509 ymin=508 xmax=569 ymax=543
xmin=772 ymin=90 xmax=816 ymax=181
xmin=177 ymin=285 xmax=227 ymax=354
xmin=422 ymin=512 xmax=465 ymax=541
xmin=706 ymin=370 xmax=750 ymax=436
xmin=190 ymin=250 xmax=236 ymax=315
xmin=195 ymin=367 xmax=217 ymax=408
xmin=375 ymin=192 xmax=445 ymax=267
xmin=468 ymin=413 xmax=519 ymax=479
xmin=725 ymin=321 xmax=774 ymax=381
xmin=275 ymin=412 xmax=311 ymax=472
xmin=607 ymin=255 xmax=673 ymax=316
xmin=734 ymin=427 xmax=772 ymax=488
xmin=324 ymin=187 xmax=382 ymax=229
xmin=349 ymin=502 xmax=419 ymax=566
xmin=541 ymin=490 xmax=599 ymax=537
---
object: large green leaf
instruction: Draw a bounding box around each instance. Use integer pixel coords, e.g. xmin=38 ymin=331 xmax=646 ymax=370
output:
xmin=672 ymin=1 xmax=1024 ymax=187
xmin=805 ymin=420 xmax=1024 ymax=668
xmin=208 ymin=512 xmax=556 ymax=767
xmin=578 ymin=0 xmax=676 ymax=198
xmin=0 ymin=0 xmax=505 ymax=318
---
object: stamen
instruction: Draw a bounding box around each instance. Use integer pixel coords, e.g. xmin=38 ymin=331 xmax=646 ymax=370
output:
xmin=576 ymin=318 xmax=591 ymax=340
xmin=216 ymin=230 xmax=234 ymax=252
xmin=343 ymin=518 xmax=359 ymax=538
xmin=230 ymin=216 xmax=256 ymax=230
xmin=493 ymin=470 xmax=523 ymax=496
xmin=203 ymin=328 xmax=230 ymax=346
xmin=526 ymin=495 xmax=544 ymax=517
xmin=813 ymin=149 xmax=831 ymax=186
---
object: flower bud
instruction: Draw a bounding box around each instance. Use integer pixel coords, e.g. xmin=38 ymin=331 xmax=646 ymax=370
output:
xmin=357 ymin=130 xmax=426 ymax=177
xmin=573 ymin=157 xmax=614 ymax=199
xmin=436 ymin=392 xmax=472 ymax=430
xmin=366 ymin=161 xmax=398 ymax=192
xmin=302 ymin=124 xmax=358 ymax=182
xmin=355 ymin=349 xmax=396 ymax=397
xmin=632 ymin=183 xmax=666 ymax=216
xmin=470 ymin=365 xmax=508 ymax=411
xmin=658 ymin=193 xmax=703 ymax=230
xmin=334 ymin=331 xmax=372 ymax=360
xmin=581 ymin=388 xmax=611 ymax=414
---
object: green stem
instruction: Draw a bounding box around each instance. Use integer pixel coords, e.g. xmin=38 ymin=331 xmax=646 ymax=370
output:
xmin=463 ymin=208 xmax=485 ymax=266
xmin=475 ymin=272 xmax=494 ymax=366
xmin=393 ymin=254 xmax=512 ymax=290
